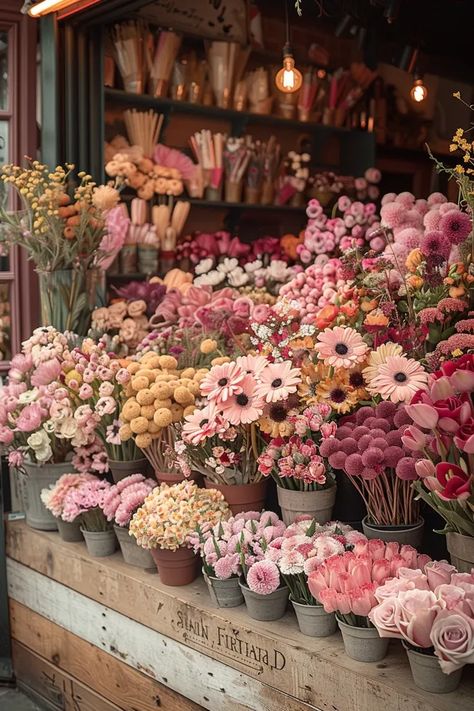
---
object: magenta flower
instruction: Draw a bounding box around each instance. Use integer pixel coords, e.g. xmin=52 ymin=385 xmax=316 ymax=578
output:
xmin=439 ymin=209 xmax=472 ymax=245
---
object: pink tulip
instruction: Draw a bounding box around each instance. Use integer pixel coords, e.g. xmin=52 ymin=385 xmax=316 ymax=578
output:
xmin=308 ymin=568 xmax=330 ymax=598
xmin=352 ymin=539 xmax=369 ymax=556
xmin=384 ymin=541 xmax=401 ymax=561
xmin=415 ymin=458 xmax=435 ymax=478
xmin=351 ymin=562 xmax=372 ymax=588
xmin=350 ymin=584 xmax=377 ymax=616
xmin=402 ymin=425 xmax=427 ymax=451
xmin=430 ymin=376 xmax=455 ymax=401
xmin=450 ymin=368 xmax=474 ymax=393
xmin=318 ymin=587 xmax=338 ymax=613
xmin=368 ymin=539 xmax=386 ymax=560
xmin=406 ymin=403 xmax=439 ymax=429
xmin=372 ymin=559 xmax=391 ymax=585
xmin=335 ymin=591 xmax=351 ymax=615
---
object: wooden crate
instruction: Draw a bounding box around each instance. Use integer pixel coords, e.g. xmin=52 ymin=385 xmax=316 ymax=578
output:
xmin=6 ymin=521 xmax=474 ymax=711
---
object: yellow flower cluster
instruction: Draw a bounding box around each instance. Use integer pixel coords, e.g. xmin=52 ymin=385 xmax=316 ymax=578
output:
xmin=129 ymin=480 xmax=229 ymax=550
xmin=119 ymin=352 xmax=209 ymax=450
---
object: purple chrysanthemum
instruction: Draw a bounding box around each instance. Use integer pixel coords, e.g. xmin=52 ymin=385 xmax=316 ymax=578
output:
xmin=439 ymin=209 xmax=472 ymax=245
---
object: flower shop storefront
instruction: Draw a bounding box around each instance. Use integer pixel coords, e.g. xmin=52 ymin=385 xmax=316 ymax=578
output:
xmin=2 ymin=0 xmax=474 ymax=710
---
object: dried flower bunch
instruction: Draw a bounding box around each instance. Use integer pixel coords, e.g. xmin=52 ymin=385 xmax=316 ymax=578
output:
xmin=129 ymin=480 xmax=229 ymax=550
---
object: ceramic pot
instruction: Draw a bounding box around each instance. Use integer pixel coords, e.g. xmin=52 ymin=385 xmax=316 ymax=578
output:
xmin=22 ymin=461 xmax=75 ymax=531
xmin=155 ymin=470 xmax=202 ymax=486
xmin=150 ymin=546 xmax=199 ymax=586
xmin=336 ymin=617 xmax=389 ymax=662
xmin=57 ymin=518 xmax=83 ymax=543
xmin=81 ymin=528 xmax=117 ymax=558
xmin=203 ymin=572 xmax=244 ymax=608
xmin=404 ymin=645 xmax=463 ymax=693
xmin=446 ymin=532 xmax=474 ymax=573
xmin=203 ymin=479 xmax=268 ymax=515
xmin=108 ymin=458 xmax=149 ymax=484
xmin=291 ymin=600 xmax=337 ymax=637
xmin=239 ymin=581 xmax=288 ymax=621
xmin=114 ymin=525 xmax=155 ymax=570
xmin=362 ymin=516 xmax=424 ymax=548
xmin=277 ymin=485 xmax=336 ymax=526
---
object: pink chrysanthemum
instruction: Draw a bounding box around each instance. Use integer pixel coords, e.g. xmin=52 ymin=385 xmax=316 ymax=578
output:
xmin=420 ymin=230 xmax=450 ymax=259
xmin=315 ymin=326 xmax=368 ymax=369
xmin=221 ymin=376 xmax=265 ymax=425
xmin=439 ymin=209 xmax=472 ymax=245
xmin=200 ymin=362 xmax=245 ymax=403
xmin=256 ymin=361 xmax=301 ymax=403
xmin=246 ymin=559 xmax=281 ymax=595
xmin=365 ymin=355 xmax=428 ymax=403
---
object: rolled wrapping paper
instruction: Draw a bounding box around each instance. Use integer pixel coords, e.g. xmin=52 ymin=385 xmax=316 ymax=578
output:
xmin=152 ymin=204 xmax=171 ymax=242
xmin=131 ymin=197 xmax=147 ymax=225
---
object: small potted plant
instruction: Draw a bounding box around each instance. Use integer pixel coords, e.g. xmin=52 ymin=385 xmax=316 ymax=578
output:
xmin=258 ymin=404 xmax=337 ymax=525
xmin=308 ymin=538 xmax=430 ymax=662
xmin=270 ymin=518 xmax=366 ymax=637
xmin=369 ymin=560 xmax=473 ymax=692
xmin=321 ymin=401 xmax=426 ymax=547
xmin=41 ymin=472 xmax=97 ymax=542
xmin=234 ymin=511 xmax=289 ymax=621
xmin=406 ymin=355 xmax=474 ymax=571
xmin=61 ymin=477 xmax=116 ymax=557
xmin=102 ymin=473 xmax=157 ymax=569
xmin=129 ymin=480 xmax=229 ymax=586
xmin=178 ymin=355 xmax=301 ymax=513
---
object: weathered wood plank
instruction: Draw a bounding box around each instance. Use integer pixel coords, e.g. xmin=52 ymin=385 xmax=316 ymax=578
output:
xmin=6 ymin=522 xmax=474 ymax=711
xmin=10 ymin=601 xmax=202 ymax=711
xmin=12 ymin=641 xmax=122 ymax=711
xmin=7 ymin=560 xmax=318 ymax=711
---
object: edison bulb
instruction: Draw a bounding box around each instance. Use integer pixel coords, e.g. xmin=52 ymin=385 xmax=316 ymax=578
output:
xmin=410 ymin=79 xmax=428 ymax=103
xmin=275 ymin=56 xmax=303 ymax=93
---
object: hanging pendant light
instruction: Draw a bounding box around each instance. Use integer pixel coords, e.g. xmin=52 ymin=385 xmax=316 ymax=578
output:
xmin=410 ymin=75 xmax=428 ymax=103
xmin=275 ymin=0 xmax=302 ymax=94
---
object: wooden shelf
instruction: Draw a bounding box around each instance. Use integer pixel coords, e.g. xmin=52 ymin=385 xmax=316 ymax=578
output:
xmin=105 ymin=87 xmax=368 ymax=136
xmin=6 ymin=521 xmax=474 ymax=711
xmin=188 ymin=198 xmax=306 ymax=214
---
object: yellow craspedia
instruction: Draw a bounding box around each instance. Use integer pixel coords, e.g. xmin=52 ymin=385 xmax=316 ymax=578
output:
xmin=136 ymin=388 xmax=155 ymax=406
xmin=121 ymin=400 xmax=141 ymax=421
xmin=136 ymin=369 xmax=156 ymax=382
xmin=131 ymin=375 xmax=149 ymax=391
xmin=144 ymin=355 xmax=161 ymax=369
xmin=147 ymin=421 xmax=161 ymax=434
xmin=150 ymin=382 xmax=172 ymax=400
xmin=65 ymin=369 xmax=82 ymax=385
xmin=140 ymin=404 xmax=155 ymax=420
xmin=174 ymin=386 xmax=195 ymax=406
xmin=187 ymin=381 xmax=200 ymax=397
xmin=211 ymin=356 xmax=230 ymax=366
xmin=183 ymin=405 xmax=196 ymax=417
xmin=155 ymin=373 xmax=173 ymax=382
xmin=130 ymin=416 xmax=149 ymax=434
xmin=200 ymin=338 xmax=217 ymax=355
xmin=153 ymin=408 xmax=173 ymax=427
xmin=170 ymin=403 xmax=184 ymax=422
xmin=181 ymin=367 xmax=196 ymax=379
xmin=154 ymin=398 xmax=172 ymax=409
xmin=119 ymin=423 xmax=132 ymax=441
xmin=127 ymin=362 xmax=141 ymax=374
xmin=135 ymin=433 xmax=152 ymax=449
xmin=158 ymin=355 xmax=178 ymax=370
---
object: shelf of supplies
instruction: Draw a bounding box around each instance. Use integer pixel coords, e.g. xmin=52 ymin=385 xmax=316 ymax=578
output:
xmin=106 ymin=272 xmax=147 ymax=281
xmin=187 ymin=198 xmax=306 ymax=214
xmin=104 ymin=87 xmax=367 ymax=136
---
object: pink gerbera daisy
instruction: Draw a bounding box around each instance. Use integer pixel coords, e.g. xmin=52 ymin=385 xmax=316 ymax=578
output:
xmin=315 ymin=326 xmax=368 ymax=369
xmin=256 ymin=361 xmax=301 ymax=403
xmin=182 ymin=403 xmax=226 ymax=445
xmin=200 ymin=362 xmax=245 ymax=403
xmin=365 ymin=355 xmax=428 ymax=403
xmin=221 ymin=376 xmax=264 ymax=425
xmin=236 ymin=354 xmax=268 ymax=377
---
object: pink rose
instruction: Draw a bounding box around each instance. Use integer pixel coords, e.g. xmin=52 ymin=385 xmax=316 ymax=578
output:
xmin=431 ymin=609 xmax=474 ymax=674
xmin=425 ymin=560 xmax=457 ymax=590
xmin=435 ymin=584 xmax=468 ymax=612
xmin=369 ymin=597 xmax=403 ymax=638
xmin=396 ymin=589 xmax=442 ymax=648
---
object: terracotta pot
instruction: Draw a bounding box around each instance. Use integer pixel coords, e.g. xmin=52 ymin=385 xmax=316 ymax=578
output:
xmin=22 ymin=461 xmax=75 ymax=531
xmin=108 ymin=458 xmax=149 ymax=484
xmin=114 ymin=525 xmax=155 ymax=570
xmin=362 ymin=516 xmax=424 ymax=548
xmin=155 ymin=470 xmax=203 ymax=486
xmin=404 ymin=644 xmax=463 ymax=693
xmin=57 ymin=518 xmax=83 ymax=543
xmin=239 ymin=580 xmax=288 ymax=621
xmin=203 ymin=572 xmax=244 ymax=608
xmin=277 ymin=485 xmax=336 ymax=526
xmin=203 ymin=478 xmax=268 ymax=515
xmin=150 ymin=546 xmax=199 ymax=586
xmin=291 ymin=600 xmax=337 ymax=637
xmin=446 ymin=531 xmax=474 ymax=572
xmin=81 ymin=528 xmax=117 ymax=558
xmin=337 ymin=617 xmax=388 ymax=662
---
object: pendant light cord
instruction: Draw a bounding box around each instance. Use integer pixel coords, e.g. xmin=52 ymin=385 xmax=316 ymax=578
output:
xmin=284 ymin=0 xmax=290 ymax=52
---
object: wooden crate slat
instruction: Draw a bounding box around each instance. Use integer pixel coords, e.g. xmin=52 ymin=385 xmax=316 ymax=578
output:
xmin=7 ymin=559 xmax=318 ymax=711
xmin=10 ymin=601 xmax=203 ymax=711
xmin=6 ymin=521 xmax=474 ymax=711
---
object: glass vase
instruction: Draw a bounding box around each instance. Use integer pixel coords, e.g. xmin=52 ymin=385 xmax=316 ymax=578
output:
xmin=38 ymin=268 xmax=105 ymax=336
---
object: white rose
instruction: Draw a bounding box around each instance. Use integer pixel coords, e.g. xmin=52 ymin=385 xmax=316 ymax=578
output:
xmin=58 ymin=417 xmax=78 ymax=439
xmin=195 ymin=258 xmax=214 ymax=275
xmin=217 ymin=258 xmax=238 ymax=274
xmin=27 ymin=430 xmax=50 ymax=450
xmin=228 ymin=268 xmax=249 ymax=287
xmin=244 ymin=260 xmax=263 ymax=274
xmin=18 ymin=389 xmax=39 ymax=404
xmin=35 ymin=444 xmax=53 ymax=463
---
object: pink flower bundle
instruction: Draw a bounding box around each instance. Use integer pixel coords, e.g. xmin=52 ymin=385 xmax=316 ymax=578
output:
xmin=278 ymin=258 xmax=348 ymax=324
xmin=298 ymin=196 xmax=381 ymax=265
xmin=188 ymin=510 xmax=286 ymax=583
xmin=102 ymin=473 xmax=157 ymax=527
xmin=176 ymin=231 xmax=252 ymax=265
xmin=320 ymin=402 xmax=424 ymax=526
xmin=265 ymin=518 xmax=366 ymax=604
xmin=61 ymin=477 xmax=112 ymax=531
xmin=369 ymin=560 xmax=474 ymax=674
xmin=406 ymin=354 xmax=474 ymax=537
xmin=258 ymin=433 xmax=333 ymax=491
xmin=40 ymin=472 xmax=97 ymax=518
xmin=308 ymin=539 xmax=431 ymax=627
